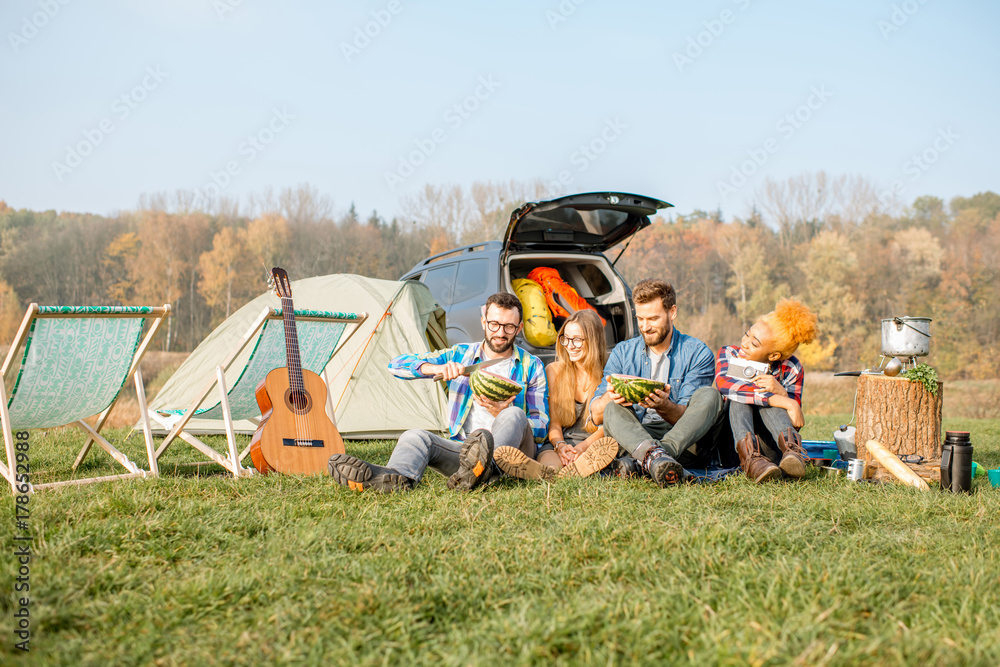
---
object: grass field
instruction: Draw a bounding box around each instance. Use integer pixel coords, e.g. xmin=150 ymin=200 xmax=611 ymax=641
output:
xmin=1 ymin=413 xmax=998 ymax=666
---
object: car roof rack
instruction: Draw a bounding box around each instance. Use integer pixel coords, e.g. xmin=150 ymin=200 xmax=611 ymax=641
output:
xmin=419 ymin=241 xmax=502 ymax=266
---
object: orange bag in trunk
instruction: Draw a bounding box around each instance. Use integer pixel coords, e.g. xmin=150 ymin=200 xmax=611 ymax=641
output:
xmin=527 ymin=267 xmax=606 ymax=326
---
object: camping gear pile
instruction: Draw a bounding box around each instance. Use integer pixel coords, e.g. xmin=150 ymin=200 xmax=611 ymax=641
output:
xmin=510 ymin=266 xmax=604 ymax=348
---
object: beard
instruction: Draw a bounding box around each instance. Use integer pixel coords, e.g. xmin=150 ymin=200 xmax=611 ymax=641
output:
xmin=485 ymin=334 xmax=514 ymax=354
xmin=642 ymin=325 xmax=669 ymax=348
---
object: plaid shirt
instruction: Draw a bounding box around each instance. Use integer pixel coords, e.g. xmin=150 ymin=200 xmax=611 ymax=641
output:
xmin=715 ymin=345 xmax=805 ymax=407
xmin=388 ymin=342 xmax=548 ymax=443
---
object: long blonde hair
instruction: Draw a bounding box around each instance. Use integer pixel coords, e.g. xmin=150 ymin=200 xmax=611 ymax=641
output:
xmin=549 ymin=310 xmax=607 ymax=429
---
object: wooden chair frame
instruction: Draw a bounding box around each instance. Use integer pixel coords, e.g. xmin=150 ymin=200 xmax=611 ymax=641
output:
xmin=0 ymin=304 xmax=171 ymax=493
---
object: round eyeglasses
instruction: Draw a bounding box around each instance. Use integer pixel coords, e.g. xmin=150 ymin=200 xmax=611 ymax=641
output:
xmin=485 ymin=320 xmax=519 ymax=335
xmin=558 ymin=335 xmax=585 ymax=349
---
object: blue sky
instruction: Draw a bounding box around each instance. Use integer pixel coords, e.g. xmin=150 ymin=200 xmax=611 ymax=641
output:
xmin=2 ymin=0 xmax=998 ymax=221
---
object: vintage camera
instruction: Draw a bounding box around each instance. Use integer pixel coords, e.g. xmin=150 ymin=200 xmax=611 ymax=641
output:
xmin=726 ymin=357 xmax=769 ymax=380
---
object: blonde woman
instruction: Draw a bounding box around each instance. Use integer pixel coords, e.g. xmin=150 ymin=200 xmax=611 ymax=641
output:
xmin=495 ymin=310 xmax=618 ymax=480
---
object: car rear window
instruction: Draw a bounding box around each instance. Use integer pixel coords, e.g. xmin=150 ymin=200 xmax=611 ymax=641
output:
xmin=519 ymin=207 xmax=630 ymax=237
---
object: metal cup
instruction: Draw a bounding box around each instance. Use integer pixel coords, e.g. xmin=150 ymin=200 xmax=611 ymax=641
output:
xmin=847 ymin=458 xmax=866 ymax=482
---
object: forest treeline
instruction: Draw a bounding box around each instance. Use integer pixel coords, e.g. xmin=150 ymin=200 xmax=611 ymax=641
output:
xmin=1 ymin=174 xmax=998 ymax=380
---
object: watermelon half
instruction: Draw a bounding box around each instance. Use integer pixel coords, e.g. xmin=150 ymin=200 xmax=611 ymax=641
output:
xmin=607 ymin=374 xmax=665 ymax=404
xmin=470 ymin=369 xmax=523 ymax=402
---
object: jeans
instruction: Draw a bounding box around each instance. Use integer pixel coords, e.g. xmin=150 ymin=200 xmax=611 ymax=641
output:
xmin=727 ymin=401 xmax=794 ymax=464
xmin=603 ymin=386 xmax=726 ymax=467
xmin=386 ymin=406 xmax=535 ymax=483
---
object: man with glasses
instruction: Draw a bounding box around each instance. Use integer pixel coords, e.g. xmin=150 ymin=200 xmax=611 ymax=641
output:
xmin=328 ymin=292 xmax=549 ymax=492
xmin=589 ymin=279 xmax=727 ymax=486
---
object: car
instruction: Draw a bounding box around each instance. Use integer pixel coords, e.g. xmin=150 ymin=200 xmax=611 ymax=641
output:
xmin=399 ymin=191 xmax=672 ymax=363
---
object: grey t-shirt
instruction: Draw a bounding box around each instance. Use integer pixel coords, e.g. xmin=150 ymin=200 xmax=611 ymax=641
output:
xmin=641 ymin=347 xmax=670 ymax=424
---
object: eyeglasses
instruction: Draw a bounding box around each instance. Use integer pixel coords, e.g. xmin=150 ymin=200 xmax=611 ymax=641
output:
xmin=558 ymin=335 xmax=586 ymax=349
xmin=485 ymin=320 xmax=519 ymax=335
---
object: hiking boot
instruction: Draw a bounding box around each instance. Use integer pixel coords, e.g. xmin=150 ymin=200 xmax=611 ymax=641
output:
xmin=608 ymin=455 xmax=642 ymax=479
xmin=558 ymin=437 xmax=620 ymax=478
xmin=495 ymin=446 xmax=558 ymax=481
xmin=777 ymin=427 xmax=809 ymax=479
xmin=447 ymin=429 xmax=495 ymax=491
xmin=735 ymin=433 xmax=782 ymax=483
xmin=633 ymin=439 xmax=683 ymax=487
xmin=328 ymin=454 xmax=414 ymax=493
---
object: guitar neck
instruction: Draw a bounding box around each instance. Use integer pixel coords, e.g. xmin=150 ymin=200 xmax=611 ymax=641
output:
xmin=280 ymin=296 xmax=305 ymax=392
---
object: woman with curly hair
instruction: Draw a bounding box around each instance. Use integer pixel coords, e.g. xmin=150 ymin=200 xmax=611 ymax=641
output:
xmin=715 ymin=298 xmax=819 ymax=483
xmin=495 ymin=309 xmax=618 ymax=481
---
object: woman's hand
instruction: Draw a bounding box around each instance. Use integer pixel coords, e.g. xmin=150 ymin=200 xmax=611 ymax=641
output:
xmin=785 ymin=402 xmax=805 ymax=429
xmin=555 ymin=442 xmax=578 ymax=466
xmin=753 ymin=374 xmax=786 ymax=397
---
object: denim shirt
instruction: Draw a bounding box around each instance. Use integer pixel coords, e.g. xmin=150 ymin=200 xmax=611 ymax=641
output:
xmin=592 ymin=328 xmax=716 ymax=422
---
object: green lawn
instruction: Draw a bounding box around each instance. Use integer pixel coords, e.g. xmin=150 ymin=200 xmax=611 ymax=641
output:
xmin=2 ymin=416 xmax=999 ymax=665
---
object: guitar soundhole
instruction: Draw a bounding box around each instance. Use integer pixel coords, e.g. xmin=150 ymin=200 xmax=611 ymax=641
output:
xmin=284 ymin=389 xmax=312 ymax=414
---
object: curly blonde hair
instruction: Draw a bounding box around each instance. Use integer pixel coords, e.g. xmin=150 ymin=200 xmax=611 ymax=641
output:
xmin=760 ymin=298 xmax=818 ymax=360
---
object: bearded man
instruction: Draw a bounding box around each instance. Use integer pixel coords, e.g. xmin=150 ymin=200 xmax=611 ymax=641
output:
xmin=328 ymin=292 xmax=548 ymax=492
xmin=589 ymin=279 xmax=726 ymax=487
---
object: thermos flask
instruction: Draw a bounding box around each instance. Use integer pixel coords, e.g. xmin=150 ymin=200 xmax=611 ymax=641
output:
xmin=941 ymin=431 xmax=973 ymax=493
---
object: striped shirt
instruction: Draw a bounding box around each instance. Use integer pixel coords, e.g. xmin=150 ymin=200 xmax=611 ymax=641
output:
xmin=388 ymin=342 xmax=549 ymax=443
xmin=715 ymin=345 xmax=805 ymax=407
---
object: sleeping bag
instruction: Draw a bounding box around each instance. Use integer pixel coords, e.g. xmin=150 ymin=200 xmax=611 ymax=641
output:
xmin=527 ymin=267 xmax=606 ymax=326
xmin=512 ymin=278 xmax=557 ymax=347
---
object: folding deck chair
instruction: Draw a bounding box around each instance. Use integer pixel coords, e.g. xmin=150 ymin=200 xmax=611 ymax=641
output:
xmin=151 ymin=307 xmax=367 ymax=477
xmin=0 ymin=304 xmax=171 ymax=493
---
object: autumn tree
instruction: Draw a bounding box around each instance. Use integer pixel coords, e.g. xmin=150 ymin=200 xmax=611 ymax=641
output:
xmin=799 ymin=230 xmax=866 ymax=366
xmin=0 ymin=278 xmax=22 ymax=341
xmin=199 ymin=227 xmax=257 ymax=321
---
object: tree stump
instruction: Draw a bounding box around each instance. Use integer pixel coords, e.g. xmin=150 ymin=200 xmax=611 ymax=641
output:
xmin=855 ymin=374 xmax=943 ymax=462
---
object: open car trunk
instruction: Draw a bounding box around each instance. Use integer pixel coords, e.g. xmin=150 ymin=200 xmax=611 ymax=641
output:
xmin=504 ymin=252 xmax=634 ymax=360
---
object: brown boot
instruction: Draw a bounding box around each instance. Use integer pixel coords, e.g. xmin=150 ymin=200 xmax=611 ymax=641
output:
xmin=736 ymin=434 xmax=782 ymax=483
xmin=777 ymin=427 xmax=809 ymax=479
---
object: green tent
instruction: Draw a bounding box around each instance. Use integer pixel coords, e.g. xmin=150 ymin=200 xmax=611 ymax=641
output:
xmin=147 ymin=274 xmax=449 ymax=439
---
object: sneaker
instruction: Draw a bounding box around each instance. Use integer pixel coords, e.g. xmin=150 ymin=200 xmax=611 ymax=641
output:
xmin=328 ymin=454 xmax=414 ymax=493
xmin=447 ymin=429 xmax=495 ymax=491
xmin=495 ymin=446 xmax=558 ymax=481
xmin=558 ymin=437 xmax=620 ymax=478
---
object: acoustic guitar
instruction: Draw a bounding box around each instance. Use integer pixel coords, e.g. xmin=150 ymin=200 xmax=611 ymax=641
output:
xmin=249 ymin=267 xmax=345 ymax=474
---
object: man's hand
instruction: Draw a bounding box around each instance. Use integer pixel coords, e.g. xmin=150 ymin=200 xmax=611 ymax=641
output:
xmin=638 ymin=386 xmax=672 ymax=414
xmin=473 ymin=393 xmax=515 ymax=418
xmin=753 ymin=374 xmax=786 ymax=397
xmin=420 ymin=361 xmax=465 ymax=381
xmin=786 ymin=402 xmax=805 ymax=429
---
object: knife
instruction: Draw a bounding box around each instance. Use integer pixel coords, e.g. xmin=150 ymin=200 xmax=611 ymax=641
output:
xmin=431 ymin=356 xmax=505 ymax=381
